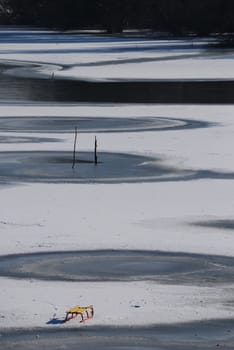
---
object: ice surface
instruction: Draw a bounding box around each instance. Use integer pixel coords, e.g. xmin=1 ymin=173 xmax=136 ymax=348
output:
xmin=0 ymin=29 xmax=234 ymax=330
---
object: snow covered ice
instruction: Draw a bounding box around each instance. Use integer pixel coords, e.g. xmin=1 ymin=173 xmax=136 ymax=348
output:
xmin=0 ymin=29 xmax=234 ymax=347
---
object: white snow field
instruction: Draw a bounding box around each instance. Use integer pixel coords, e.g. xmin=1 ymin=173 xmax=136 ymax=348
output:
xmin=0 ymin=28 xmax=230 ymax=81
xmin=0 ymin=29 xmax=234 ymax=330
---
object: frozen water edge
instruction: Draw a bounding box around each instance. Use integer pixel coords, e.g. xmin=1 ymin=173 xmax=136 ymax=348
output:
xmin=1 ymin=107 xmax=234 ymax=329
xmin=2 ymin=320 xmax=234 ymax=350
xmin=4 ymin=56 xmax=234 ymax=82
xmin=2 ymin=148 xmax=234 ymax=328
xmin=0 ymin=277 xmax=233 ymax=329
xmin=0 ymin=32 xmax=232 ymax=82
xmin=0 ymin=27 xmax=234 ymax=333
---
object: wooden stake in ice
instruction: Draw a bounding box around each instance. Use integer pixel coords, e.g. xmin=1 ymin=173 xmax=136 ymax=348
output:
xmin=94 ymin=136 xmax=98 ymax=165
xmin=72 ymin=127 xmax=78 ymax=169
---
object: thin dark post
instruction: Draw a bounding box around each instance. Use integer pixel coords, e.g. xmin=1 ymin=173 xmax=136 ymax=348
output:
xmin=94 ymin=136 xmax=98 ymax=165
xmin=72 ymin=127 xmax=78 ymax=169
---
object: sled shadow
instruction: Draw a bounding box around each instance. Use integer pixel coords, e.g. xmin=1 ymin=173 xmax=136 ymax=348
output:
xmin=46 ymin=318 xmax=65 ymax=325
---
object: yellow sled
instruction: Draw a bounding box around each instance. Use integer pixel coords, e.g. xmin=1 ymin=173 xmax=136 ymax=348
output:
xmin=65 ymin=305 xmax=94 ymax=323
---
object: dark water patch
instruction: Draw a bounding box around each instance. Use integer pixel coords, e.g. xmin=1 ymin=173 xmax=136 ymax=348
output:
xmin=0 ymin=28 xmax=211 ymax=48
xmin=0 ymin=116 xmax=211 ymax=134
xmin=1 ymin=319 xmax=234 ymax=350
xmin=1 ymin=250 xmax=234 ymax=285
xmin=0 ymin=31 xmax=141 ymax=45
xmin=173 ymin=169 xmax=234 ymax=183
xmin=0 ymin=135 xmax=60 ymax=144
xmin=1 ymin=68 xmax=234 ymax=103
xmin=0 ymin=151 xmax=233 ymax=185
xmin=192 ymin=219 xmax=234 ymax=231
xmin=18 ymin=78 xmax=234 ymax=104
xmin=0 ymin=30 xmax=207 ymax=50
xmin=0 ymin=151 xmax=190 ymax=184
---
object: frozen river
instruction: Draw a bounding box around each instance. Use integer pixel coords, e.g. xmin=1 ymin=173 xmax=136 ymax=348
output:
xmin=1 ymin=29 xmax=234 ymax=349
